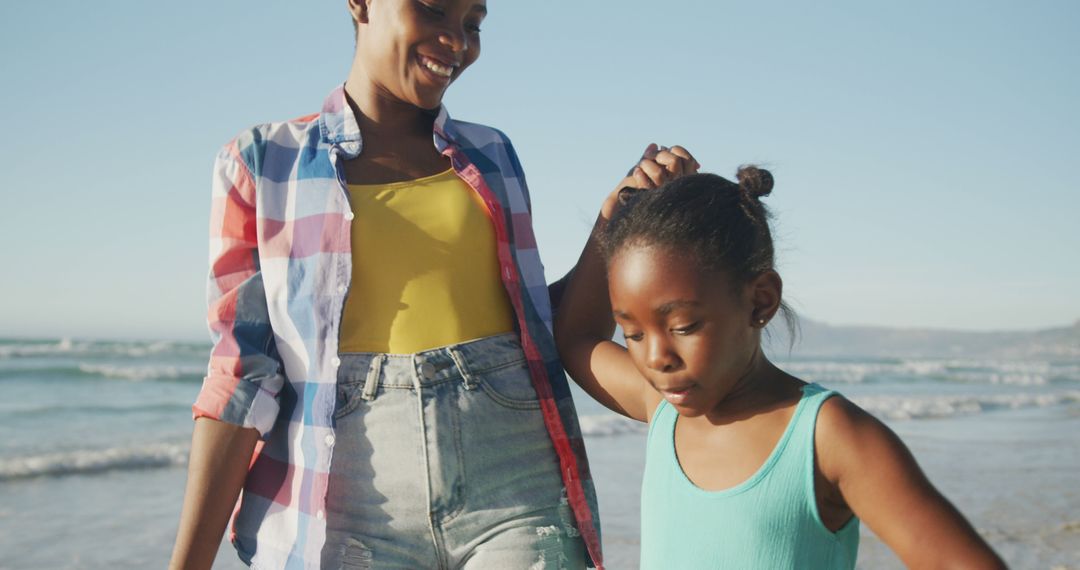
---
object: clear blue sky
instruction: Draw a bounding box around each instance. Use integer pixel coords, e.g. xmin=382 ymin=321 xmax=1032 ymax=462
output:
xmin=1 ymin=1 xmax=1077 ymax=340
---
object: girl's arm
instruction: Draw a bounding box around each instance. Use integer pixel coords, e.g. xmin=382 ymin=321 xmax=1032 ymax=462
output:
xmin=169 ymin=418 xmax=260 ymax=570
xmin=554 ymin=144 xmax=697 ymax=422
xmin=817 ymin=398 xmax=1007 ymax=568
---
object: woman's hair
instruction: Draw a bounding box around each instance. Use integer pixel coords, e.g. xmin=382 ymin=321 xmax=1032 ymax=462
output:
xmin=602 ymin=168 xmax=797 ymax=340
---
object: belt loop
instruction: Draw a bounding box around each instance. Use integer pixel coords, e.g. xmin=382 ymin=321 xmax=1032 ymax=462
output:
xmin=447 ymin=346 xmax=474 ymax=390
xmin=361 ymin=354 xmax=385 ymax=401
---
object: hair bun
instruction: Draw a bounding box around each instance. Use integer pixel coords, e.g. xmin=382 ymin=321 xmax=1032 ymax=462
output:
xmin=736 ymin=166 xmax=774 ymax=199
xmin=617 ymin=185 xmax=646 ymax=206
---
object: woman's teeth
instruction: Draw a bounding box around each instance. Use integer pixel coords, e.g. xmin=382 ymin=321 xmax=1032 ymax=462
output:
xmin=422 ymin=58 xmax=454 ymax=78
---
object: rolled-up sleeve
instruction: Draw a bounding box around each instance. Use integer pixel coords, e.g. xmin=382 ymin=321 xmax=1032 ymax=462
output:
xmin=192 ymin=140 xmax=285 ymax=437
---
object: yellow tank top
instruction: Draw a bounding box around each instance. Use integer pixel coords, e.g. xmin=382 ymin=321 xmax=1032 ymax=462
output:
xmin=339 ymin=168 xmax=515 ymax=353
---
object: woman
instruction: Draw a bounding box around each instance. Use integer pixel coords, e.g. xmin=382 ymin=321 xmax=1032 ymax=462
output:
xmin=169 ymin=1 xmax=695 ymax=568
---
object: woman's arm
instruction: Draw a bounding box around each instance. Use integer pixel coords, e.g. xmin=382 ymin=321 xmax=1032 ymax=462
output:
xmin=169 ymin=419 xmax=260 ymax=570
xmin=171 ymin=139 xmax=286 ymax=568
xmin=817 ymin=398 xmax=1007 ymax=568
xmin=554 ymin=144 xmax=697 ymax=422
xmin=554 ymin=208 xmax=657 ymax=421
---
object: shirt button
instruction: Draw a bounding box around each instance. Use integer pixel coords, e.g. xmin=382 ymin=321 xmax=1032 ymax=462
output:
xmin=316 ymin=510 xmax=325 ymax=520
xmin=331 ymin=357 xmax=341 ymax=367
xmin=337 ymin=285 xmax=346 ymax=294
xmin=344 ymin=211 xmax=355 ymax=221
xmin=324 ymin=434 xmax=335 ymax=447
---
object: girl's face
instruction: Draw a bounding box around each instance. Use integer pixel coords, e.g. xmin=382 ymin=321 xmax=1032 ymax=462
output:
xmin=608 ymin=244 xmax=764 ymax=417
xmin=355 ymin=0 xmax=486 ymax=110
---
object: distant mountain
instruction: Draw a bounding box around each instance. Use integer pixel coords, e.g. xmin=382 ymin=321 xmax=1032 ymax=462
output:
xmin=763 ymin=318 xmax=1080 ymax=360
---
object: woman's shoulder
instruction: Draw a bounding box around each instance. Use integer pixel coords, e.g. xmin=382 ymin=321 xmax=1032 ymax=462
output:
xmin=443 ymin=117 xmax=521 ymax=158
xmin=226 ymin=113 xmax=322 ymax=153
xmin=445 ymin=117 xmax=511 ymax=144
xmin=215 ymin=113 xmax=325 ymax=174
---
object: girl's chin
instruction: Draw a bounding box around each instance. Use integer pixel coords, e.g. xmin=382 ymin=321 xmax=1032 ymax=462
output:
xmin=670 ymin=401 xmax=709 ymax=417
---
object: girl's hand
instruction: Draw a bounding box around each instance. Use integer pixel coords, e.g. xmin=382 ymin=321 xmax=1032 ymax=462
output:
xmin=601 ymin=143 xmax=700 ymax=220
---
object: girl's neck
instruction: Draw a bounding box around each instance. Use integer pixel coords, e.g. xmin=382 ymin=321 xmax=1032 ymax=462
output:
xmin=704 ymin=349 xmax=796 ymax=424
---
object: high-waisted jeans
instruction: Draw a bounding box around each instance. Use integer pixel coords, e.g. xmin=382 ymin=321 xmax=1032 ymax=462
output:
xmin=321 ymin=333 xmax=585 ymax=569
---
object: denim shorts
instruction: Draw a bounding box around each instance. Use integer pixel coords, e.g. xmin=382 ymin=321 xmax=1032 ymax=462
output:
xmin=321 ymin=333 xmax=585 ymax=569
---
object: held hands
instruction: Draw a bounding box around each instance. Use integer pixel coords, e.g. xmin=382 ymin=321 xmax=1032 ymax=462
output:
xmin=601 ymin=143 xmax=700 ymax=220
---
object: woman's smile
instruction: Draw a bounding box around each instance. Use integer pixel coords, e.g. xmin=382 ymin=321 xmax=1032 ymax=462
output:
xmin=417 ymin=53 xmax=458 ymax=81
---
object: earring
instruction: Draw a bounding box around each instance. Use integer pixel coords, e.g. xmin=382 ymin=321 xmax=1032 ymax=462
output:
xmin=756 ymin=318 xmax=766 ymax=326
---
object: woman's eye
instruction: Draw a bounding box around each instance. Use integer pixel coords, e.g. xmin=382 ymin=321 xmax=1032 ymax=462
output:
xmin=418 ymin=1 xmax=445 ymax=16
xmin=672 ymin=322 xmax=700 ymax=335
xmin=623 ymin=331 xmax=643 ymax=342
xmin=466 ymin=22 xmax=482 ymax=33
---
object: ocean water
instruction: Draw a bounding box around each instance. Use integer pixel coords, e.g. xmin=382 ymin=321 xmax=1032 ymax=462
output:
xmin=0 ymin=338 xmax=1078 ymax=569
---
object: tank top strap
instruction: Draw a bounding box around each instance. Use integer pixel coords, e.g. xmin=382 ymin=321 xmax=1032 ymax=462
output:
xmin=789 ymin=383 xmax=838 ymax=436
xmin=768 ymin=382 xmax=839 ymax=509
xmin=788 ymin=383 xmax=838 ymax=451
xmin=645 ymin=398 xmax=678 ymax=467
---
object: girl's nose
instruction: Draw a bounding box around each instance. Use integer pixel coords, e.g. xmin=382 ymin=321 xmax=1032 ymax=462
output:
xmin=645 ymin=338 xmax=680 ymax=373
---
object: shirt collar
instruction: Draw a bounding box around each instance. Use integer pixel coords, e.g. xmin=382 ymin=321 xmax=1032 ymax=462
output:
xmin=318 ymin=84 xmax=459 ymax=159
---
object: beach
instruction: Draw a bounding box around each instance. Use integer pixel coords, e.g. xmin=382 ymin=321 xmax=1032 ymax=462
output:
xmin=1 ymin=338 xmax=1078 ymax=569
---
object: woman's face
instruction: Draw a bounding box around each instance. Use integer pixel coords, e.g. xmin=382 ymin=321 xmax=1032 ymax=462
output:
xmin=608 ymin=244 xmax=762 ymax=417
xmin=354 ymin=0 xmax=486 ymax=110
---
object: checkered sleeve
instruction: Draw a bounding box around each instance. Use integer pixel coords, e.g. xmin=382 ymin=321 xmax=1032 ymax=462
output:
xmin=192 ymin=139 xmax=285 ymax=437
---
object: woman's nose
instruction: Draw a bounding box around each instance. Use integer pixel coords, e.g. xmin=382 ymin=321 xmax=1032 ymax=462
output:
xmin=438 ymin=29 xmax=467 ymax=53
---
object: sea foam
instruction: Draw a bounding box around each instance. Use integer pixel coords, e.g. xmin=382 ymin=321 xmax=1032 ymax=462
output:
xmin=0 ymin=442 xmax=190 ymax=481
xmin=851 ymin=390 xmax=1080 ymax=420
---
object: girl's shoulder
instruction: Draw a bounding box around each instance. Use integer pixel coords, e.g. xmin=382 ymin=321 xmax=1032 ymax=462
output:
xmin=815 ymin=392 xmax=880 ymax=437
xmin=814 ymin=392 xmax=882 ymax=449
xmin=812 ymin=391 xmax=915 ymax=485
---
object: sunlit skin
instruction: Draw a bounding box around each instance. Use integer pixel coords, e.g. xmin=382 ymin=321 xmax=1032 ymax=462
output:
xmin=609 ymin=245 xmax=776 ymax=421
xmin=168 ymin=2 xmax=489 ymax=569
xmin=349 ymin=0 xmax=484 ymax=112
xmin=608 ymin=245 xmax=838 ymax=502
xmin=343 ymin=0 xmax=487 ymax=185
xmin=554 ymin=159 xmax=1007 ymax=567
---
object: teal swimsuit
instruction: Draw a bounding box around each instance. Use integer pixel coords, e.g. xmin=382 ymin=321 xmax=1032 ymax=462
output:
xmin=640 ymin=383 xmax=860 ymax=569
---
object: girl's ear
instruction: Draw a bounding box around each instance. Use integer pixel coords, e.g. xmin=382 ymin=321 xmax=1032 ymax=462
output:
xmin=749 ymin=270 xmax=783 ymax=328
xmin=348 ymin=0 xmax=371 ymax=25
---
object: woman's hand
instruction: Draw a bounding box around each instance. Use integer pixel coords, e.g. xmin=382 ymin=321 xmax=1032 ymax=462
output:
xmin=601 ymin=143 xmax=700 ymax=220
xmin=555 ymin=142 xmax=700 ymax=422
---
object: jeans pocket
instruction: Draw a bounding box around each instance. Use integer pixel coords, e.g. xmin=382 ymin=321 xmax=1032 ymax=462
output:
xmin=339 ymin=538 xmax=373 ymax=569
xmin=474 ymin=358 xmax=542 ymax=410
xmin=333 ymin=381 xmax=364 ymax=420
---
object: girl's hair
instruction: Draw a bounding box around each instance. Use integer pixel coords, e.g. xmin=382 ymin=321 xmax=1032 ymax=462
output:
xmin=601 ymin=168 xmax=798 ymax=340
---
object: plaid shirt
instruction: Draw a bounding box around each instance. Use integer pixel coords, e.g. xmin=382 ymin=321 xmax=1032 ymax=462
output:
xmin=193 ymin=85 xmax=603 ymax=569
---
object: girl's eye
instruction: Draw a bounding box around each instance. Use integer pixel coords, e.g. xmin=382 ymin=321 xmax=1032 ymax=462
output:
xmin=466 ymin=22 xmax=482 ymax=33
xmin=672 ymin=322 xmax=700 ymax=335
xmin=623 ymin=331 xmax=644 ymax=342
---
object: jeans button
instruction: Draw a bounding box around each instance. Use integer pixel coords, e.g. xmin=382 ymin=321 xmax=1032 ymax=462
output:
xmin=420 ymin=362 xmax=436 ymax=380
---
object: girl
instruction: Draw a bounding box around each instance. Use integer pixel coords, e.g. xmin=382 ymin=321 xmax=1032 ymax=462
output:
xmin=554 ymin=168 xmax=1007 ymax=568
xmin=169 ymin=1 xmax=693 ymax=568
